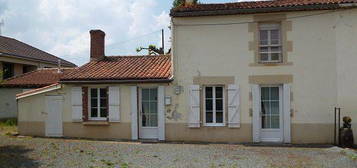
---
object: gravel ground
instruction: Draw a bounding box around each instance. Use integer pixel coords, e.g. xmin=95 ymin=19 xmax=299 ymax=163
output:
xmin=0 ymin=134 xmax=356 ymax=168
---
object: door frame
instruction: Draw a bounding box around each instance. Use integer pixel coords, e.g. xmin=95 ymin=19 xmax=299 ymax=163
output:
xmin=45 ymin=95 xmax=63 ymax=137
xmin=252 ymin=83 xmax=291 ymax=143
xmin=259 ymin=85 xmax=283 ymax=142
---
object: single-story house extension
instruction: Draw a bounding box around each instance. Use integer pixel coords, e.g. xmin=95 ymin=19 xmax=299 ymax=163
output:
xmin=0 ymin=68 xmax=73 ymax=119
xmin=17 ymin=0 xmax=357 ymax=144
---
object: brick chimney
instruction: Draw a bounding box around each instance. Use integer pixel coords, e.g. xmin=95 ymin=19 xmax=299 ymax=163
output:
xmin=90 ymin=29 xmax=105 ymax=61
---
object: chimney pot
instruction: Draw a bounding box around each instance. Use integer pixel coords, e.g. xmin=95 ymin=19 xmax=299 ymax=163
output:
xmin=90 ymin=29 xmax=105 ymax=61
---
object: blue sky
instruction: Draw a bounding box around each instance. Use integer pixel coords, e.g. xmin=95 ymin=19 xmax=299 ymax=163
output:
xmin=0 ymin=0 xmax=239 ymax=65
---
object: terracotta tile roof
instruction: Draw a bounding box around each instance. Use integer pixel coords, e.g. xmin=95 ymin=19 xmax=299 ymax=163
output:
xmin=171 ymin=0 xmax=357 ymax=17
xmin=0 ymin=35 xmax=76 ymax=67
xmin=0 ymin=68 xmax=74 ymax=88
xmin=60 ymin=55 xmax=172 ymax=82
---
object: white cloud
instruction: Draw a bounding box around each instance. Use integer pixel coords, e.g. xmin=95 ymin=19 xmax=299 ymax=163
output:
xmin=0 ymin=0 xmax=172 ymax=65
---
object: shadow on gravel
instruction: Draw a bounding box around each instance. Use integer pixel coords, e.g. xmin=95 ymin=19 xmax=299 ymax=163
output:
xmin=0 ymin=145 xmax=40 ymax=168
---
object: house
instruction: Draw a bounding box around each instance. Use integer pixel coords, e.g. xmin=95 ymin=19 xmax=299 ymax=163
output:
xmin=16 ymin=0 xmax=357 ymax=144
xmin=0 ymin=68 xmax=74 ymax=119
xmin=0 ymin=35 xmax=76 ymax=81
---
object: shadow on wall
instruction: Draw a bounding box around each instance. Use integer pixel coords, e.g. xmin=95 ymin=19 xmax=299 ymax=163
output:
xmin=0 ymin=145 xmax=40 ymax=168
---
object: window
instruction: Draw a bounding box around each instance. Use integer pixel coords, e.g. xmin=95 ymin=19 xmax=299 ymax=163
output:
xmin=259 ymin=23 xmax=282 ymax=63
xmin=3 ymin=62 xmax=14 ymax=79
xmin=141 ymin=88 xmax=158 ymax=127
xmin=89 ymin=88 xmax=108 ymax=120
xmin=261 ymin=86 xmax=280 ymax=129
xmin=204 ymin=86 xmax=224 ymax=126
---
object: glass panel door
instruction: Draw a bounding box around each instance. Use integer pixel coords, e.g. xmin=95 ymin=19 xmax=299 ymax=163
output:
xmin=141 ymin=88 xmax=158 ymax=127
xmin=261 ymin=87 xmax=280 ymax=129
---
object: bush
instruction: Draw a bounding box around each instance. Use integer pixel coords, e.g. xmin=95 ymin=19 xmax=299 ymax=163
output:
xmin=2 ymin=118 xmax=17 ymax=126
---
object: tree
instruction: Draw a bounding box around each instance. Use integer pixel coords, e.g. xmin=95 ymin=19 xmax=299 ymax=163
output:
xmin=172 ymin=0 xmax=184 ymax=8
xmin=172 ymin=0 xmax=198 ymax=8
xmin=136 ymin=45 xmax=164 ymax=55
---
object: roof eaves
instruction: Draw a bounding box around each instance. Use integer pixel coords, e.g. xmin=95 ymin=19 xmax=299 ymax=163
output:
xmin=0 ymin=51 xmax=76 ymax=67
xmin=16 ymin=83 xmax=61 ymax=100
xmin=170 ymin=3 xmax=353 ymax=17
xmin=59 ymin=78 xmax=173 ymax=84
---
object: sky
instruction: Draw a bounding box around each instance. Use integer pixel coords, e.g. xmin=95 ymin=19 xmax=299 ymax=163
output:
xmin=0 ymin=0 xmax=240 ymax=66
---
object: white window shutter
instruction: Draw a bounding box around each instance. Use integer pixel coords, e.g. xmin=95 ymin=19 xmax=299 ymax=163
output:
xmin=130 ymin=86 xmax=138 ymax=140
xmin=228 ymin=84 xmax=240 ymax=128
xmin=158 ymin=86 xmax=165 ymax=140
xmin=188 ymin=85 xmax=200 ymax=128
xmin=283 ymin=84 xmax=291 ymax=143
xmin=71 ymin=87 xmax=82 ymax=122
xmin=109 ymin=86 xmax=120 ymax=122
xmin=252 ymin=84 xmax=261 ymax=142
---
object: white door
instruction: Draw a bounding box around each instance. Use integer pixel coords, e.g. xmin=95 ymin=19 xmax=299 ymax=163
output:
xmin=45 ymin=96 xmax=63 ymax=137
xmin=139 ymin=88 xmax=159 ymax=139
xmin=260 ymin=86 xmax=283 ymax=142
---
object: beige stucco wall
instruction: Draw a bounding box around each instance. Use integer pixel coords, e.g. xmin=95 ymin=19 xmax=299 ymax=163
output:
xmin=0 ymin=88 xmax=23 ymax=119
xmin=18 ymin=84 xmax=171 ymax=139
xmin=171 ymin=9 xmax=357 ymax=143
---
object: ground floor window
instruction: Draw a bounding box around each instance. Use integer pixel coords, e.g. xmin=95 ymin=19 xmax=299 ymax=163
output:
xmin=204 ymin=86 xmax=224 ymax=126
xmin=89 ymin=88 xmax=108 ymax=120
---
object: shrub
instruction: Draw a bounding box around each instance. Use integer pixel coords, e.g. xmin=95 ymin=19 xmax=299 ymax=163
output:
xmin=3 ymin=118 xmax=17 ymax=126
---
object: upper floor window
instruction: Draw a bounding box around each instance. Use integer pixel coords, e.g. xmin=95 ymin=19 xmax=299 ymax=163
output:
xmin=89 ymin=88 xmax=108 ymax=120
xmin=2 ymin=62 xmax=14 ymax=80
xmin=204 ymin=86 xmax=225 ymax=126
xmin=259 ymin=23 xmax=282 ymax=63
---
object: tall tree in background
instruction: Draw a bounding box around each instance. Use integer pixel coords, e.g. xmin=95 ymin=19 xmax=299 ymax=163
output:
xmin=136 ymin=45 xmax=164 ymax=55
xmin=172 ymin=0 xmax=198 ymax=8
xmin=172 ymin=0 xmax=185 ymax=8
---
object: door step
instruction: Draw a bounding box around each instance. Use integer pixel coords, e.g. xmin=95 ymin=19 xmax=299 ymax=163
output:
xmin=139 ymin=139 xmax=160 ymax=143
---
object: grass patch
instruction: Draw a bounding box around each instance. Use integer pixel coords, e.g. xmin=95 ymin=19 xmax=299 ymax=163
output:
xmin=0 ymin=119 xmax=18 ymax=135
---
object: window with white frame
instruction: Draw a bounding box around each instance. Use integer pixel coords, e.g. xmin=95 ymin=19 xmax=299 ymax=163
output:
xmin=259 ymin=23 xmax=282 ymax=63
xmin=204 ymin=86 xmax=224 ymax=126
xmin=89 ymin=88 xmax=108 ymax=120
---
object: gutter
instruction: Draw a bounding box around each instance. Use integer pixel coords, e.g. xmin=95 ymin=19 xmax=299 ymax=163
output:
xmin=170 ymin=3 xmax=357 ymax=17
xmin=0 ymin=51 xmax=76 ymax=67
xmin=59 ymin=78 xmax=174 ymax=84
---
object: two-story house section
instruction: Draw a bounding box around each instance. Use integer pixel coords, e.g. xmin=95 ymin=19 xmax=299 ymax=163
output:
xmin=169 ymin=0 xmax=357 ymax=143
xmin=0 ymin=35 xmax=76 ymax=81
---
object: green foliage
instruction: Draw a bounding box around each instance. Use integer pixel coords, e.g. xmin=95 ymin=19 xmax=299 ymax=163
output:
xmin=136 ymin=45 xmax=164 ymax=55
xmin=172 ymin=0 xmax=198 ymax=8
xmin=173 ymin=0 xmax=184 ymax=8
xmin=1 ymin=118 xmax=17 ymax=126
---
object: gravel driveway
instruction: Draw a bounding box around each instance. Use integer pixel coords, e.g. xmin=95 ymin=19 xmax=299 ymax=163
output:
xmin=0 ymin=134 xmax=356 ymax=168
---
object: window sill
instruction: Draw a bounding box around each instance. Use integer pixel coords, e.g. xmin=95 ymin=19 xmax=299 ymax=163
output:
xmin=249 ymin=62 xmax=293 ymax=67
xmin=204 ymin=124 xmax=226 ymax=127
xmin=82 ymin=121 xmax=110 ymax=126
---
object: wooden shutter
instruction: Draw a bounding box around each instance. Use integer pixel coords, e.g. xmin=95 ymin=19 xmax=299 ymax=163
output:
xmin=228 ymin=84 xmax=240 ymax=128
xmin=188 ymin=85 xmax=200 ymax=128
xmin=283 ymin=84 xmax=291 ymax=143
xmin=108 ymin=86 xmax=120 ymax=122
xmin=252 ymin=84 xmax=261 ymax=142
xmin=158 ymin=86 xmax=165 ymax=140
xmin=130 ymin=86 xmax=138 ymax=140
xmin=71 ymin=87 xmax=83 ymax=122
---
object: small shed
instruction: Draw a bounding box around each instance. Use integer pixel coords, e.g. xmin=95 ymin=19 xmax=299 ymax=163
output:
xmin=0 ymin=68 xmax=74 ymax=119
